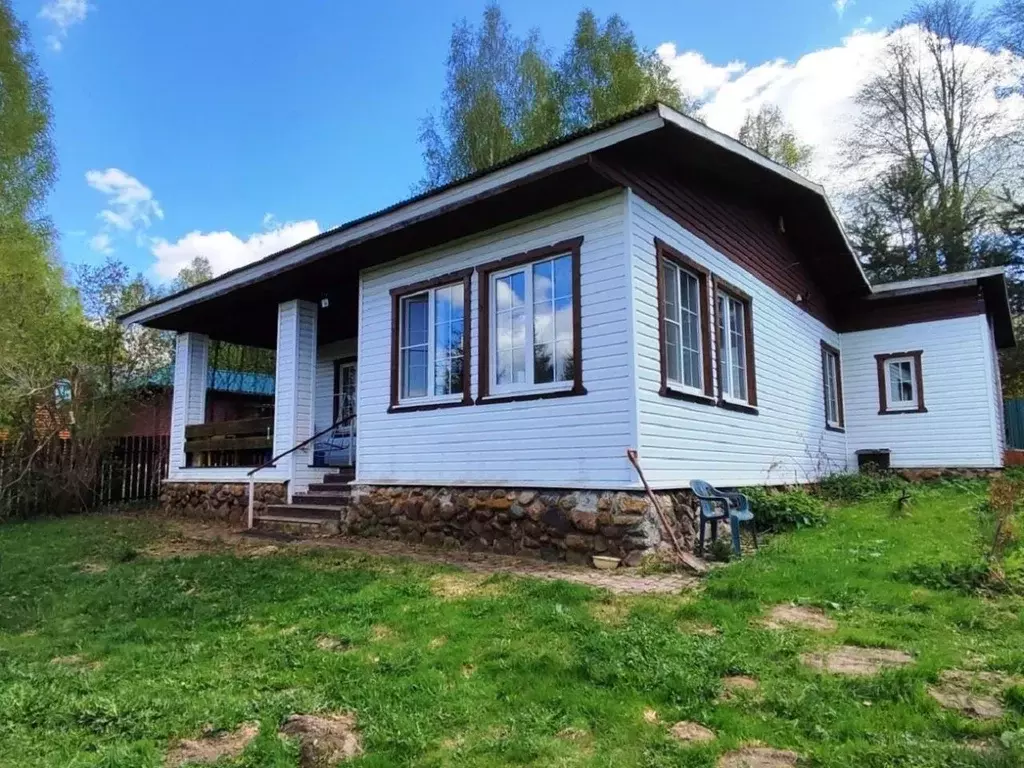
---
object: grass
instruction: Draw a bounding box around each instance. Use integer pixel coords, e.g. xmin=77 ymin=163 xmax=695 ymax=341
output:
xmin=1 ymin=481 xmax=1023 ymax=766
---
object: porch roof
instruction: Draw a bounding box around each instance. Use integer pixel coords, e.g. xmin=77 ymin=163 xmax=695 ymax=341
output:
xmin=120 ymin=102 xmax=870 ymax=348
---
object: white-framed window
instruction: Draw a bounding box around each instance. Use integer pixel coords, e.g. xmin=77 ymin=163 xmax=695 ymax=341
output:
xmin=398 ymin=282 xmax=465 ymax=403
xmin=884 ymin=357 xmax=917 ymax=409
xmin=717 ymin=290 xmax=750 ymax=403
xmin=821 ymin=343 xmax=843 ymax=429
xmin=661 ymin=260 xmax=705 ymax=393
xmin=490 ymin=251 xmax=575 ymax=393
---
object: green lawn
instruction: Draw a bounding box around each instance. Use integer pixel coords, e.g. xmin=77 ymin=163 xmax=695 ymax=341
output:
xmin=1 ymin=481 xmax=1023 ymax=767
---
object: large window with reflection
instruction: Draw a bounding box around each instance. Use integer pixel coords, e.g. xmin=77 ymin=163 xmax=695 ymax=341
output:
xmin=389 ymin=269 xmax=472 ymax=412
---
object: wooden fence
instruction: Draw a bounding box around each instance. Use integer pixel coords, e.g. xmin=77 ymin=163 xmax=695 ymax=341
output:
xmin=95 ymin=435 xmax=170 ymax=505
xmin=1007 ymin=399 xmax=1024 ymax=450
xmin=0 ymin=435 xmax=169 ymax=519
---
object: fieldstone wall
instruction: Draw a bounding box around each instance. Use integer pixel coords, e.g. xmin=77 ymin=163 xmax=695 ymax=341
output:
xmin=160 ymin=482 xmax=286 ymax=523
xmin=343 ymin=486 xmax=697 ymax=564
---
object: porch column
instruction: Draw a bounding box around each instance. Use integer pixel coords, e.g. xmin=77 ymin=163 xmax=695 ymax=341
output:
xmin=273 ymin=300 xmax=318 ymax=498
xmin=169 ymin=332 xmax=209 ymax=470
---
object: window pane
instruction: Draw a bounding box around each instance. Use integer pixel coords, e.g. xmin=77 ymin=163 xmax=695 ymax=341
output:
xmin=402 ymin=294 xmax=428 ymax=347
xmin=663 ymin=262 xmax=679 ymax=319
xmin=534 ymin=343 xmax=554 ymax=384
xmin=679 ymin=270 xmax=702 ymax=389
xmin=552 ymin=254 xmax=572 ymax=299
xmin=889 ymin=360 xmax=913 ymax=403
xmin=554 ymin=296 xmax=573 ymax=342
xmin=665 ymin=321 xmax=682 ymax=384
xmin=402 ymin=348 xmax=427 ymax=398
xmin=533 ymin=260 xmax=553 ymax=303
xmin=534 ymin=297 xmax=553 ymax=344
xmin=496 ymin=272 xmax=525 ymax=311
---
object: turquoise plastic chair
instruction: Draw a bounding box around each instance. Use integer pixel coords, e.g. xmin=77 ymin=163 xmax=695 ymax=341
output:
xmin=690 ymin=480 xmax=757 ymax=556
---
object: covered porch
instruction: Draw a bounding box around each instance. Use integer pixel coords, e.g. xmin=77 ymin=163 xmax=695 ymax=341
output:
xmin=167 ymin=291 xmax=358 ymax=497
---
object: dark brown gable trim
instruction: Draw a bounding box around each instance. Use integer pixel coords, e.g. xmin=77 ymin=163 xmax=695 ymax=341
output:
xmin=713 ymin=276 xmax=758 ymax=414
xmin=820 ymin=340 xmax=845 ymax=432
xmin=476 ymin=236 xmax=585 ymax=404
xmin=654 ymin=238 xmax=714 ymax=404
xmin=388 ymin=267 xmax=473 ymax=414
xmin=875 ymin=350 xmax=926 ymax=415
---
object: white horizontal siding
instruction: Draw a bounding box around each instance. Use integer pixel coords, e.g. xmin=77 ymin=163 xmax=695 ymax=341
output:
xmin=630 ymin=196 xmax=847 ymax=488
xmin=168 ymin=332 xmax=209 ymax=479
xmin=842 ymin=314 xmax=1002 ymax=468
xmin=356 ymin=192 xmax=636 ymax=488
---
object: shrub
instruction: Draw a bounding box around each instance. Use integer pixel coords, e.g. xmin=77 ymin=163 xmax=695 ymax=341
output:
xmin=744 ymin=487 xmax=827 ymax=532
xmin=816 ymin=471 xmax=905 ymax=502
xmin=896 ymin=560 xmax=1000 ymax=594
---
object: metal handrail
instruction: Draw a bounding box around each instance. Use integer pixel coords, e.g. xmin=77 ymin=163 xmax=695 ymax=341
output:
xmin=246 ymin=412 xmax=356 ymax=527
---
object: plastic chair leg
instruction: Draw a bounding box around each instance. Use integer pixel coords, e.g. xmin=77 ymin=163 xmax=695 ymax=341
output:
xmin=730 ymin=517 xmax=742 ymax=556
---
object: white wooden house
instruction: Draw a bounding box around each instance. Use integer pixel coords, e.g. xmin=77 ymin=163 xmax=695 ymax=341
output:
xmin=122 ymin=103 xmax=1014 ymax=561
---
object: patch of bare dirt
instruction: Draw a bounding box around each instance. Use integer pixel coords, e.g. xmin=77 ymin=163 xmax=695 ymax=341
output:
xmin=75 ymin=561 xmax=109 ymax=574
xmin=717 ymin=747 xmax=801 ymax=768
xmin=370 ymin=624 xmax=394 ymax=641
xmin=718 ymin=675 xmax=760 ymax=702
xmin=315 ymin=635 xmax=352 ymax=653
xmin=801 ymin=646 xmax=913 ymax=676
xmin=429 ymin=573 xmax=505 ymax=600
xmin=461 ymin=663 xmax=476 ymax=678
xmin=428 ymin=636 xmax=447 ymax=650
xmin=642 ymin=708 xmax=660 ymax=724
xmin=927 ymin=670 xmax=1021 ymax=719
xmin=279 ymin=712 xmax=362 ymax=766
xmin=50 ymin=654 xmax=102 ymax=671
xmin=589 ymin=599 xmax=631 ymax=626
xmin=669 ymin=721 xmax=716 ymax=744
xmin=764 ymin=604 xmax=836 ymax=632
xmin=165 ymin=722 xmax=259 ymax=767
xmin=679 ymin=621 xmax=720 ymax=636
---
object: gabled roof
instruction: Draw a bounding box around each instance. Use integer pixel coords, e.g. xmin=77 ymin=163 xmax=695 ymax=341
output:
xmin=120 ymin=102 xmax=869 ymax=340
xmin=869 ymin=266 xmax=1015 ymax=348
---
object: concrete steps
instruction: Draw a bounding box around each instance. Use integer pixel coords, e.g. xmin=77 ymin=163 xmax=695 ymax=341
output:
xmin=253 ymin=467 xmax=353 ymax=535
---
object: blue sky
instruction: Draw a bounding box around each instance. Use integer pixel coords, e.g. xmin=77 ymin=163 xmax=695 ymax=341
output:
xmin=14 ymin=0 xmax=954 ymax=281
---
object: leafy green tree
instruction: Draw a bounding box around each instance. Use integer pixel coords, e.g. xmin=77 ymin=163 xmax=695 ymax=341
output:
xmin=418 ymin=4 xmax=561 ymax=190
xmin=170 ymin=256 xmax=213 ymax=292
xmin=845 ymin=0 xmax=1015 ymax=278
xmin=737 ymin=104 xmax=812 ymax=173
xmin=0 ymin=0 xmax=55 ymax=227
xmin=557 ymin=10 xmax=690 ymax=132
xmin=418 ymin=4 xmax=693 ymax=188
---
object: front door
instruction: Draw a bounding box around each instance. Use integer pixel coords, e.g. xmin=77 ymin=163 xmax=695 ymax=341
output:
xmin=328 ymin=359 xmax=357 ymax=466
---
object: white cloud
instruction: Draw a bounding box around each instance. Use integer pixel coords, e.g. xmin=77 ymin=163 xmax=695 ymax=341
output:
xmin=88 ymin=232 xmax=112 ymax=255
xmin=150 ymin=219 xmax=321 ymax=280
xmin=658 ymin=27 xmax=1024 ymax=195
xmin=833 ymin=0 xmax=853 ymax=18
xmin=40 ymin=0 xmax=89 ymax=52
xmin=85 ymin=168 xmax=164 ymax=251
xmin=655 ymin=44 xmax=745 ymax=101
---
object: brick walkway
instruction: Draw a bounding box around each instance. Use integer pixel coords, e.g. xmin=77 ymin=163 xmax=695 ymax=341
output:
xmin=158 ymin=519 xmax=701 ymax=595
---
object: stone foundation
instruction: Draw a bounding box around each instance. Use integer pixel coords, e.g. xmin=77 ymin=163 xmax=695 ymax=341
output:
xmin=342 ymin=486 xmax=697 ymax=564
xmin=159 ymin=482 xmax=286 ymax=523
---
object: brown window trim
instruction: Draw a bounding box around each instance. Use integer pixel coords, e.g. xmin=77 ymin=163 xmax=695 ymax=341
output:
xmin=476 ymin=236 xmax=586 ymax=405
xmin=820 ymin=341 xmax=845 ymax=432
xmin=655 ymin=238 xmax=714 ymax=404
xmin=875 ymin=350 xmax=926 ymax=415
xmin=332 ymin=356 xmax=357 ymax=423
xmin=388 ymin=268 xmax=473 ymax=414
xmin=713 ymin=276 xmax=758 ymax=413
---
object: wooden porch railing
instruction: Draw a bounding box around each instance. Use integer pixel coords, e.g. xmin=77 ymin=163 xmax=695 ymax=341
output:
xmin=184 ymin=417 xmax=273 ymax=468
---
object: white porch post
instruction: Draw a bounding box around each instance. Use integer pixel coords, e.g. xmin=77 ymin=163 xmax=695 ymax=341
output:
xmin=169 ymin=332 xmax=209 ymax=472
xmin=273 ymin=300 xmax=318 ymax=501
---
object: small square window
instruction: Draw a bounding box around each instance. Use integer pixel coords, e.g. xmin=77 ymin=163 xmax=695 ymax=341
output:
xmin=876 ymin=351 xmax=926 ymax=414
